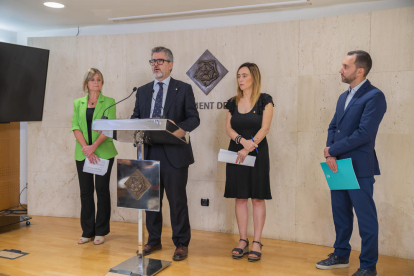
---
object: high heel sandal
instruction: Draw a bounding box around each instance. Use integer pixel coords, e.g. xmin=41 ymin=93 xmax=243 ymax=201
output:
xmin=232 ymin=239 xmax=249 ymax=259
xmin=248 ymin=241 xmax=263 ymax=262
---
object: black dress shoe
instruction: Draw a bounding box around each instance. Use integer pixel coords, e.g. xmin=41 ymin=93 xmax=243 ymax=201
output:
xmin=352 ymin=268 xmax=377 ymax=276
xmin=173 ymin=245 xmax=188 ymax=261
xmin=142 ymin=243 xmax=162 ymax=256
xmin=316 ymin=253 xmax=350 ymax=269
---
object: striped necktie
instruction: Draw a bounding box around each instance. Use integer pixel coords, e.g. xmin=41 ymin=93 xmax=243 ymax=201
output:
xmin=152 ymin=82 xmax=164 ymax=118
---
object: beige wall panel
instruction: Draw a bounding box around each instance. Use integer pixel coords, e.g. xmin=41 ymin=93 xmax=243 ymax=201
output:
xmin=377 ymin=192 xmax=414 ymax=260
xmin=375 ymin=133 xmax=414 ymax=198
xmin=189 ymin=127 xmax=228 ymax=182
xmin=297 ymin=75 xmax=348 ymax=133
xmin=187 ymin=180 xmax=235 ymax=233
xmin=173 ymin=28 xmax=210 ymax=78
xmin=41 ymin=82 xmax=81 ymax=129
xmin=189 ymin=78 xmax=236 ymax=183
xmin=268 ymin=131 xmax=297 ymax=189
xmin=234 ymin=25 xmax=256 ymax=67
xmin=262 ymin=184 xmax=296 ymax=241
xmin=296 ymin=132 xmax=327 ymax=188
xmin=192 ymin=77 xmax=234 ymax=105
xmin=371 ymin=7 xmax=414 ymax=73
xmin=75 ymin=35 xmax=127 ymax=84
xmin=265 ymin=76 xmax=298 ymax=132
xmin=26 ymin=7 xmax=414 ymax=259
xmin=252 ymin=21 xmax=299 ymax=78
xmin=27 ymin=125 xmax=75 ymax=173
xmin=299 ymin=13 xmax=371 ymax=76
xmin=369 ymin=71 xmax=414 ymax=135
xmin=125 ymin=33 xmax=158 ymax=93
xmin=374 ymin=181 xmax=414 ymax=260
xmin=295 ymin=186 xmax=334 ymax=246
xmin=204 ymin=26 xmax=238 ymax=76
xmin=32 ymin=37 xmax=78 ymax=86
xmin=374 ymin=134 xmax=414 ymax=259
xmin=27 ymin=170 xmax=80 ymax=217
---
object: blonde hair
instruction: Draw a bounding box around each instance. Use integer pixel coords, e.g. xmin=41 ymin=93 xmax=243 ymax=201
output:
xmin=235 ymin=63 xmax=261 ymax=107
xmin=82 ymin=68 xmax=104 ymax=93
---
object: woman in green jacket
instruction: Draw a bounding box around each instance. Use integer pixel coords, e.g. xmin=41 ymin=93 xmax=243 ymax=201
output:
xmin=71 ymin=68 xmax=118 ymax=245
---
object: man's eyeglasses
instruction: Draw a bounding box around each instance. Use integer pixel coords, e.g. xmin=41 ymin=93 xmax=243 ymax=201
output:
xmin=149 ymin=59 xmax=171 ymax=66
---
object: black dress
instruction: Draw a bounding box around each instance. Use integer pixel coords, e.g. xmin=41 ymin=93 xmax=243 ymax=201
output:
xmin=224 ymin=93 xmax=274 ymax=200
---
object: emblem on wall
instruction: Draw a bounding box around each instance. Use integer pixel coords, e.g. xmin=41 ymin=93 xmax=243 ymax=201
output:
xmin=186 ymin=50 xmax=228 ymax=95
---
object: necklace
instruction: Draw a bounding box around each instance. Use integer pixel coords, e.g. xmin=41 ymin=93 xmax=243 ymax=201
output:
xmin=88 ymin=97 xmax=97 ymax=106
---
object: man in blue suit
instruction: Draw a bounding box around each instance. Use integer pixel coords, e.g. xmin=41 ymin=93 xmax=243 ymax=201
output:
xmin=316 ymin=51 xmax=387 ymax=276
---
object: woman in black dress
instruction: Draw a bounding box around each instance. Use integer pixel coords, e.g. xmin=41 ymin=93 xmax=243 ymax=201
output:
xmin=225 ymin=63 xmax=274 ymax=262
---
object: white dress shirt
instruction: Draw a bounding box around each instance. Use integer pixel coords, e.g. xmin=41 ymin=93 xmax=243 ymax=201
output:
xmin=150 ymin=76 xmax=171 ymax=118
xmin=344 ymin=79 xmax=368 ymax=110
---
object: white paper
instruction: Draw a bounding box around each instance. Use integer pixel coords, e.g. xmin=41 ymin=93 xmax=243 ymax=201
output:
xmin=218 ymin=149 xmax=256 ymax=167
xmin=83 ymin=158 xmax=109 ymax=176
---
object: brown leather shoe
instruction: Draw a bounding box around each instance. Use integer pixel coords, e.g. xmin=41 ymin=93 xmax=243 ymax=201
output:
xmin=142 ymin=243 xmax=162 ymax=256
xmin=173 ymin=245 xmax=188 ymax=261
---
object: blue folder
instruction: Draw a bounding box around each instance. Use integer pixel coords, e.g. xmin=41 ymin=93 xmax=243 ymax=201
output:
xmin=320 ymin=158 xmax=360 ymax=190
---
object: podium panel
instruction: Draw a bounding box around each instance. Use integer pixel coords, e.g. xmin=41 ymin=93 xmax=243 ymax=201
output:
xmin=94 ymin=119 xmax=176 ymax=274
xmin=117 ymin=159 xmax=160 ymax=211
xmin=92 ymin=119 xmax=189 ymax=144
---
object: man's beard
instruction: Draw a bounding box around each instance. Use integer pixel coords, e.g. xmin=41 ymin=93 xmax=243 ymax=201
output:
xmin=153 ymin=70 xmax=166 ymax=79
xmin=341 ymin=70 xmax=357 ymax=84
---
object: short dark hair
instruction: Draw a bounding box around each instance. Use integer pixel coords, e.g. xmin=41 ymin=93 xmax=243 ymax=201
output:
xmin=347 ymin=50 xmax=372 ymax=77
xmin=151 ymin=46 xmax=173 ymax=63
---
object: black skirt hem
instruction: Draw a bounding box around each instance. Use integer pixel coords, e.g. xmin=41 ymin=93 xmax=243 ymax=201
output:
xmin=224 ymin=195 xmax=272 ymax=200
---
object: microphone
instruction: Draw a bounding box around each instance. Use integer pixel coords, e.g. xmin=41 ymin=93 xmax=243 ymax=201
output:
xmin=151 ymin=89 xmax=166 ymax=119
xmin=101 ymin=87 xmax=137 ymax=119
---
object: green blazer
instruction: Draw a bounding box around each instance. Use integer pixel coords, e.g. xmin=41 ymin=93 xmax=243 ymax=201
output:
xmin=71 ymin=93 xmax=118 ymax=161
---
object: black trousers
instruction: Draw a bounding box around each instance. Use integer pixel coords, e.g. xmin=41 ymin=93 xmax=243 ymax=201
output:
xmin=75 ymin=158 xmax=114 ymax=238
xmin=145 ymin=145 xmax=191 ymax=247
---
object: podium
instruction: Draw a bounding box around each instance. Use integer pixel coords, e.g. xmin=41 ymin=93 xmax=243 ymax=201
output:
xmin=92 ymin=119 xmax=189 ymax=276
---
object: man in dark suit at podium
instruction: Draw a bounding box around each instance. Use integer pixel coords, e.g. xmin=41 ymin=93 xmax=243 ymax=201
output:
xmin=131 ymin=46 xmax=200 ymax=261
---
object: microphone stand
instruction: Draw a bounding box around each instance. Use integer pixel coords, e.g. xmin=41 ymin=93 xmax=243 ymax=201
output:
xmin=101 ymin=87 xmax=137 ymax=119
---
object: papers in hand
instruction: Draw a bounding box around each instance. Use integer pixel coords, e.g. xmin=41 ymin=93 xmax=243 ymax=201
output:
xmin=83 ymin=157 xmax=109 ymax=176
xmin=218 ymin=149 xmax=256 ymax=167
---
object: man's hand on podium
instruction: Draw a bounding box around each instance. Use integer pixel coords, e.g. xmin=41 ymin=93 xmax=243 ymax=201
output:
xmin=169 ymin=119 xmax=186 ymax=138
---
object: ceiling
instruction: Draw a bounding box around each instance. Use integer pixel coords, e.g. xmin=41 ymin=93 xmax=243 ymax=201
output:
xmin=0 ymin=0 xmax=379 ymax=33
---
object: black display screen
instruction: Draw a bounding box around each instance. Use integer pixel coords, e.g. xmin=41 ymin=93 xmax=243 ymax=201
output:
xmin=0 ymin=42 xmax=49 ymax=123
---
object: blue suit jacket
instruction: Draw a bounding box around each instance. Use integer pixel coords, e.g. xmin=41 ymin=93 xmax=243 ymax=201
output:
xmin=327 ymin=80 xmax=387 ymax=177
